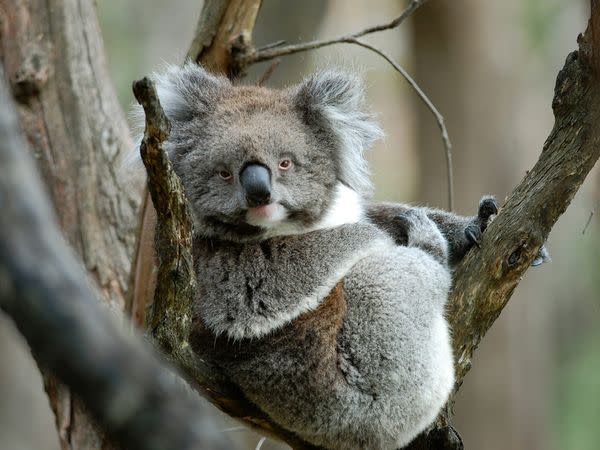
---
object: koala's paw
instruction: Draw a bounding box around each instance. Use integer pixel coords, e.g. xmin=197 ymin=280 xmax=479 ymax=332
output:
xmin=465 ymin=196 xmax=551 ymax=267
xmin=464 ymin=195 xmax=498 ymax=248
xmin=532 ymin=244 xmax=551 ymax=267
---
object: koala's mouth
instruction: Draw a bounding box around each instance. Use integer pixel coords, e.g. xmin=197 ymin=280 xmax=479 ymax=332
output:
xmin=246 ymin=203 xmax=287 ymax=228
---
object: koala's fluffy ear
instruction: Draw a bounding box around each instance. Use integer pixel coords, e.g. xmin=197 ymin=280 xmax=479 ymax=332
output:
xmin=151 ymin=63 xmax=229 ymax=122
xmin=294 ymin=70 xmax=383 ymax=195
xmin=126 ymin=63 xmax=229 ymax=169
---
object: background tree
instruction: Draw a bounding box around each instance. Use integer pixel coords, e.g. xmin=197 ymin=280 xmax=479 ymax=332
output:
xmin=0 ymin=1 xmax=598 ymax=449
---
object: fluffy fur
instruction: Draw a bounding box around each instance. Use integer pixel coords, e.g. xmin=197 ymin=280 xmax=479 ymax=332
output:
xmin=131 ymin=64 xmax=507 ymax=449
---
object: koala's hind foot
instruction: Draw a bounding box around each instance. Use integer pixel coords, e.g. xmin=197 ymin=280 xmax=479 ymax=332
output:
xmin=464 ymin=195 xmax=550 ymax=266
xmin=464 ymin=195 xmax=498 ymax=248
xmin=395 ymin=209 xmax=448 ymax=265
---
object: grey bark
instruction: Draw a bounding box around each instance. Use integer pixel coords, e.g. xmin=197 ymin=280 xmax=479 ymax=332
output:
xmin=0 ymin=70 xmax=232 ymax=450
xmin=0 ymin=0 xmax=140 ymax=448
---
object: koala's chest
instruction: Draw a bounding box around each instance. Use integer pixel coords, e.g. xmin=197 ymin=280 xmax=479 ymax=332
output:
xmin=189 ymin=283 xmax=347 ymax=387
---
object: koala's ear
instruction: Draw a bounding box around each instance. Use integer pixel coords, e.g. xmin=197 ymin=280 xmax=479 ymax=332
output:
xmin=152 ymin=63 xmax=229 ymax=122
xmin=125 ymin=63 xmax=228 ymax=171
xmin=294 ymin=70 xmax=383 ymax=195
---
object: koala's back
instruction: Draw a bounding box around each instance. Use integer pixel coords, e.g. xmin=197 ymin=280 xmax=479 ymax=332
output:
xmin=191 ymin=244 xmax=453 ymax=450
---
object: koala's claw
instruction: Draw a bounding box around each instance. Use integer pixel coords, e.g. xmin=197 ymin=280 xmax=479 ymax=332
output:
xmin=532 ymin=245 xmax=551 ymax=267
xmin=463 ymin=195 xmax=498 ymax=251
xmin=464 ymin=224 xmax=481 ymax=248
xmin=466 ymin=195 xmax=551 ymax=268
xmin=478 ymin=195 xmax=499 ymax=226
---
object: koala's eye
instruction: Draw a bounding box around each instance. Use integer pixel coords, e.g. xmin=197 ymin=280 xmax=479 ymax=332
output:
xmin=218 ymin=170 xmax=233 ymax=180
xmin=278 ymin=159 xmax=292 ymax=171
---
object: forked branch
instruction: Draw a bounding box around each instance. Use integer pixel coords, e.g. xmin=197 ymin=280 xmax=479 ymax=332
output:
xmin=239 ymin=0 xmax=428 ymax=64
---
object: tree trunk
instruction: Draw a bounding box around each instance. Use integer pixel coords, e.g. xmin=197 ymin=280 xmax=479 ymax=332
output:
xmin=0 ymin=0 xmax=138 ymax=448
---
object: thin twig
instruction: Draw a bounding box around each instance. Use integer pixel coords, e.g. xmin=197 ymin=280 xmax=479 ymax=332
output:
xmin=257 ymin=59 xmax=281 ymax=86
xmin=255 ymin=437 xmax=267 ymax=450
xmin=246 ymin=0 xmax=428 ymax=64
xmin=582 ymin=210 xmax=594 ymax=234
xmin=348 ymin=38 xmax=454 ymax=211
xmin=256 ymin=40 xmax=287 ymax=52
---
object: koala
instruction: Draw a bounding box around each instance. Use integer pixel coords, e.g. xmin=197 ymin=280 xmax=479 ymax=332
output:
xmin=131 ymin=64 xmax=547 ymax=449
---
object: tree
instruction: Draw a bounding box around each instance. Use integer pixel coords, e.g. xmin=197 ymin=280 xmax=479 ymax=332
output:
xmin=0 ymin=0 xmax=599 ymax=449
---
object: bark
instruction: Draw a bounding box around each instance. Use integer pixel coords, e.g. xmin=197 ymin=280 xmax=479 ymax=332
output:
xmin=0 ymin=0 xmax=138 ymax=448
xmin=0 ymin=73 xmax=232 ymax=450
xmin=186 ymin=0 xmax=262 ymax=77
xmin=406 ymin=4 xmax=600 ymax=448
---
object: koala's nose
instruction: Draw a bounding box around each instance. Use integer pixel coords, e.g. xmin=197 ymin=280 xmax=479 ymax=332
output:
xmin=240 ymin=163 xmax=272 ymax=207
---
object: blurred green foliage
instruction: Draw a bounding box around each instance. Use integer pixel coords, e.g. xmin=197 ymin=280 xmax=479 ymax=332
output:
xmin=555 ymin=229 xmax=600 ymax=450
xmin=521 ymin=0 xmax=565 ymax=59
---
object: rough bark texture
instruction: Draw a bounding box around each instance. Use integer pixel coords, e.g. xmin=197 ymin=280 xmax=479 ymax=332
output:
xmin=0 ymin=74 xmax=233 ymax=450
xmin=448 ymin=14 xmax=600 ymax=394
xmin=187 ymin=0 xmax=262 ymax=77
xmin=405 ymin=5 xmax=600 ymax=449
xmin=132 ymin=78 xmax=195 ymax=354
xmin=0 ymin=1 xmax=138 ymax=448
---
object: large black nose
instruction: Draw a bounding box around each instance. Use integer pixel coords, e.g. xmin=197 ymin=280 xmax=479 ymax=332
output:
xmin=240 ymin=163 xmax=272 ymax=207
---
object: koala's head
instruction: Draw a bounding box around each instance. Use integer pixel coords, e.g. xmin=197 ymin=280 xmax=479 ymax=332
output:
xmin=135 ymin=64 xmax=382 ymax=242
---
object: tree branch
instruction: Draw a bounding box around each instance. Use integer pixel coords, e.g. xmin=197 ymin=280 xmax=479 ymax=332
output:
xmin=405 ymin=5 xmax=600 ymax=448
xmin=1 ymin=1 xmax=141 ymax=446
xmin=239 ymin=0 xmax=428 ymax=65
xmin=186 ymin=0 xmax=262 ymax=77
xmin=448 ymin=47 xmax=600 ymax=389
xmin=0 ymin=71 xmax=232 ymax=450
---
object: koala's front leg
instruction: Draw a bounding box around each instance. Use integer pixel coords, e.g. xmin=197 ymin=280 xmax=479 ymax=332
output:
xmin=428 ymin=196 xmax=498 ymax=265
xmin=367 ymin=196 xmax=497 ymax=266
xmin=368 ymin=197 xmax=550 ymax=267
xmin=367 ymin=199 xmax=490 ymax=266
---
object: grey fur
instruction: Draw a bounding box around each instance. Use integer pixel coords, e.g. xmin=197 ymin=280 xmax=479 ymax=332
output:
xmin=294 ymin=70 xmax=384 ymax=195
xmin=131 ymin=64 xmax=382 ymax=242
xmin=136 ymin=64 xmax=467 ymax=449
xmin=194 ymin=223 xmax=391 ymax=340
